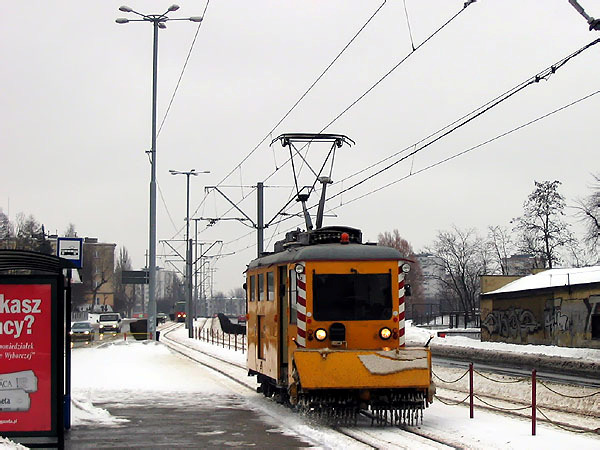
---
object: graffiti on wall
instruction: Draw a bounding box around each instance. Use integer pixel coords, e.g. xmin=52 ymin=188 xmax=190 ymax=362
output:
xmin=544 ymin=300 xmax=569 ymax=335
xmin=482 ymin=308 xmax=540 ymax=339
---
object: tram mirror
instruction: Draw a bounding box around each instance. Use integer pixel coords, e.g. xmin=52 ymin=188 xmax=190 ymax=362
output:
xmin=405 ymin=284 xmax=412 ymax=297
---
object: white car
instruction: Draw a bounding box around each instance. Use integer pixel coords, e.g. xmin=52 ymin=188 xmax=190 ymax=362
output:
xmin=97 ymin=313 xmax=122 ymax=334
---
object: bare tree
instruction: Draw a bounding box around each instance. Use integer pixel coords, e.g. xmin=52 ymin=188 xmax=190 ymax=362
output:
xmin=113 ymin=247 xmax=136 ymax=317
xmin=486 ymin=225 xmax=515 ymax=275
xmin=575 ymin=173 xmax=600 ymax=258
xmin=513 ymin=180 xmax=574 ymax=269
xmin=426 ymin=226 xmax=488 ymax=317
xmin=378 ymin=230 xmax=425 ymax=317
xmin=64 ymin=223 xmax=78 ymax=237
xmin=14 ymin=213 xmax=52 ymax=254
xmin=0 ymin=209 xmax=12 ymax=249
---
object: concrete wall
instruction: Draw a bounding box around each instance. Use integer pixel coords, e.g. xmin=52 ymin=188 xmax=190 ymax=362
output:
xmin=481 ymin=286 xmax=600 ymax=349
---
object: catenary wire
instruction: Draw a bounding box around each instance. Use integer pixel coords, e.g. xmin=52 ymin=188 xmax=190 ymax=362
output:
xmin=266 ymin=87 xmax=600 ymax=229
xmin=193 ymin=1 xmax=471 ymax=240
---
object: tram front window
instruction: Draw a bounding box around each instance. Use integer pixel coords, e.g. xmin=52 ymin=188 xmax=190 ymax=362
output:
xmin=313 ymin=273 xmax=392 ymax=321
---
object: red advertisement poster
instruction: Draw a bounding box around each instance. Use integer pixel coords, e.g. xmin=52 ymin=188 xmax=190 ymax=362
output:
xmin=0 ymin=283 xmax=53 ymax=432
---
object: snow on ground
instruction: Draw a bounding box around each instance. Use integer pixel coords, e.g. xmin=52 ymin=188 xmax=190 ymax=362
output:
xmin=0 ymin=436 xmax=28 ymax=449
xmin=63 ymin=319 xmax=600 ymax=449
xmin=405 ymin=320 xmax=600 ymax=362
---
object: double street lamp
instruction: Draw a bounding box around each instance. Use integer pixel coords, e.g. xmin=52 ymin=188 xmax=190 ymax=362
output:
xmin=116 ymin=5 xmax=202 ymax=340
xmin=170 ymin=169 xmax=209 ymax=337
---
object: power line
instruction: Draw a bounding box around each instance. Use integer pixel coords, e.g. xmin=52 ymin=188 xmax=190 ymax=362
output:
xmin=157 ymin=0 xmax=211 ymax=138
xmin=210 ymin=2 xmax=473 ymax=242
xmin=264 ymin=38 xmax=600 ymax=229
xmin=260 ymin=0 xmax=474 ymax=189
xmin=326 ymin=38 xmax=600 ymax=203
xmin=330 ymin=89 xmax=600 ymax=209
xmin=213 ymin=0 xmax=388 ymax=190
xmin=186 ymin=1 xmax=390 ymax=235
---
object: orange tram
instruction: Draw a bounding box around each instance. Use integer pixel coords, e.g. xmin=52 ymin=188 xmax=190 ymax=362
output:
xmin=245 ymin=225 xmax=434 ymax=425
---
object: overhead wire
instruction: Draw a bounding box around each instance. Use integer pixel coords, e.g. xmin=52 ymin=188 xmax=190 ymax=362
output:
xmin=212 ymin=0 xmax=388 ymax=189
xmin=329 ymin=89 xmax=600 ymax=210
xmin=259 ymin=0 xmax=473 ymax=191
xmin=326 ymin=37 xmax=600 ymax=202
xmin=204 ymin=0 xmax=473 ymax=244
xmin=263 ymin=37 xmax=600 ymax=229
xmin=186 ymin=1 xmax=389 ymax=235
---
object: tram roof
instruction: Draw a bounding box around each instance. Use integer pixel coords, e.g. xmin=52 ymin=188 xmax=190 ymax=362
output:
xmin=247 ymin=243 xmax=405 ymax=270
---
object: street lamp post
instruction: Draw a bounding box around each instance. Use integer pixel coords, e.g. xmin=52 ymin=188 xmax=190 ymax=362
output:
xmin=170 ymin=169 xmax=209 ymax=337
xmin=116 ymin=5 xmax=202 ymax=340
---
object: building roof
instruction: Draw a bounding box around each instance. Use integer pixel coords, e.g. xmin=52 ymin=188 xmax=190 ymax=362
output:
xmin=483 ymin=266 xmax=600 ymax=296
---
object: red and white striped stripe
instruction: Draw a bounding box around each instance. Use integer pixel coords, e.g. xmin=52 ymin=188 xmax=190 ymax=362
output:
xmin=296 ymin=270 xmax=307 ymax=348
xmin=398 ymin=263 xmax=406 ymax=347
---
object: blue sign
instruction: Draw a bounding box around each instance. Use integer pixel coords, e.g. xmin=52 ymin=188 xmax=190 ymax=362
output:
xmin=56 ymin=238 xmax=83 ymax=269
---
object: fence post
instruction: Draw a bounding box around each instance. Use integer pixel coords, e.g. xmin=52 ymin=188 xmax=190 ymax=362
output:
xmin=469 ymin=362 xmax=474 ymax=419
xmin=242 ymin=334 xmax=245 ymax=354
xmin=532 ymin=369 xmax=537 ymax=436
xmin=228 ymin=333 xmax=231 ymax=349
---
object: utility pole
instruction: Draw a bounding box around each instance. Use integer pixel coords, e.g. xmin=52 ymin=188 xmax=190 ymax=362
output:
xmin=257 ymin=182 xmax=264 ymax=257
xmin=116 ymin=5 xmax=203 ymax=340
xmin=170 ymin=169 xmax=209 ymax=337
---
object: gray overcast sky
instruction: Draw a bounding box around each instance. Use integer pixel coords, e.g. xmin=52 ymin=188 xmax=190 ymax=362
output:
xmin=1 ymin=1 xmax=599 ymax=294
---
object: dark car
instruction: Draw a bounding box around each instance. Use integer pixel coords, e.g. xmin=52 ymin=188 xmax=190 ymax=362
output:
xmin=157 ymin=312 xmax=168 ymax=324
xmin=70 ymin=321 xmax=94 ymax=343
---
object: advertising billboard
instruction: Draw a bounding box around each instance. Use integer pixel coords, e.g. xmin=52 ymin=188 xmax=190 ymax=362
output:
xmin=0 ymin=278 xmax=57 ymax=435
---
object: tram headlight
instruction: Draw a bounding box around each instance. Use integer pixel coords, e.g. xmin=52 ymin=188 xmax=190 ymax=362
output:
xmin=294 ymin=264 xmax=305 ymax=274
xmin=315 ymin=328 xmax=328 ymax=341
xmin=401 ymin=263 xmax=411 ymax=273
xmin=379 ymin=327 xmax=392 ymax=340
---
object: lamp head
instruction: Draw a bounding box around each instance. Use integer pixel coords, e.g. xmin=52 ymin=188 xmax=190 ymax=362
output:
xmin=115 ymin=18 xmax=129 ymax=24
xmin=168 ymin=4 xmax=180 ymax=12
xmin=189 ymin=16 xmax=203 ymax=23
xmin=119 ymin=5 xmax=133 ymax=12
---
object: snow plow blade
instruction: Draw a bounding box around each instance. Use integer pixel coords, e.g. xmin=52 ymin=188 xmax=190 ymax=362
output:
xmin=293 ymin=347 xmax=431 ymax=389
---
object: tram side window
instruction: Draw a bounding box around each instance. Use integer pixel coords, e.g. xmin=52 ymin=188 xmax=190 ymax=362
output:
xmin=249 ymin=275 xmax=256 ymax=302
xmin=267 ymin=271 xmax=275 ymax=301
xmin=258 ymin=273 xmax=265 ymax=301
xmin=289 ymin=270 xmax=297 ymax=324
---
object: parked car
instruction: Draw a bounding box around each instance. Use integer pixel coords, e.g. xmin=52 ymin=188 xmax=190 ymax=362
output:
xmin=70 ymin=321 xmax=94 ymax=343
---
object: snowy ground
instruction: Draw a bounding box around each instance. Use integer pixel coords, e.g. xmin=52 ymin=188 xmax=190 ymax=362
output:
xmin=164 ymin=320 xmax=600 ymax=448
xmin=2 ymin=320 xmax=599 ymax=449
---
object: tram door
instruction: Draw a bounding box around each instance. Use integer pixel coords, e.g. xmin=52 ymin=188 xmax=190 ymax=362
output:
xmin=278 ymin=265 xmax=288 ymax=382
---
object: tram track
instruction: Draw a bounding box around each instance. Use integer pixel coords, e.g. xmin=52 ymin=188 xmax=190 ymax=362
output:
xmin=160 ymin=322 xmax=460 ymax=449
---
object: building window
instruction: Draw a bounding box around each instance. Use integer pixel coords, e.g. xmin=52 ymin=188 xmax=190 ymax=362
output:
xmin=592 ymin=315 xmax=600 ymax=339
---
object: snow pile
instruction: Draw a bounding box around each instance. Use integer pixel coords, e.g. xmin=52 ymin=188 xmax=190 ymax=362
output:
xmin=0 ymin=437 xmax=28 ymax=449
xmin=70 ymin=397 xmax=129 ymax=426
